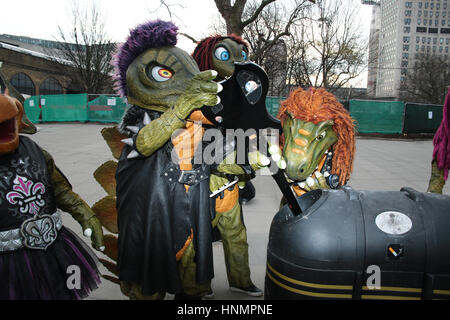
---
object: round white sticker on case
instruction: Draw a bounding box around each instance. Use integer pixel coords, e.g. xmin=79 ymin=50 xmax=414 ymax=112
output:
xmin=375 ymin=211 xmax=413 ymax=235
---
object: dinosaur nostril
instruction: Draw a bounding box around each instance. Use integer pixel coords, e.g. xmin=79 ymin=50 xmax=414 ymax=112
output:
xmin=300 ymin=168 xmax=305 ymax=173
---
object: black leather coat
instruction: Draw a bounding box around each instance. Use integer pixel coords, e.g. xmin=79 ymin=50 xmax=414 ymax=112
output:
xmin=116 ymin=110 xmax=214 ymax=296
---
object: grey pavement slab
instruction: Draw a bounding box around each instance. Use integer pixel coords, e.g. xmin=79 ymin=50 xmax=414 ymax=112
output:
xmin=28 ymin=123 xmax=450 ymax=300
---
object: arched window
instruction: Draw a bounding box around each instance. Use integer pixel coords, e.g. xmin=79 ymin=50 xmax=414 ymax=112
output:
xmin=10 ymin=73 xmax=35 ymax=96
xmin=40 ymin=77 xmax=63 ymax=95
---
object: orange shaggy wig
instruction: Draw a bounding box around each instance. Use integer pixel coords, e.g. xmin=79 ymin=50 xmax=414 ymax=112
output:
xmin=277 ymin=87 xmax=356 ymax=185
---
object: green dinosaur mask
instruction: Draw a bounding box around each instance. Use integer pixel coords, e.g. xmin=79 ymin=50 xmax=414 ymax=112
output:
xmin=282 ymin=113 xmax=337 ymax=182
xmin=126 ymin=46 xmax=201 ymax=111
xmin=212 ymin=38 xmax=248 ymax=80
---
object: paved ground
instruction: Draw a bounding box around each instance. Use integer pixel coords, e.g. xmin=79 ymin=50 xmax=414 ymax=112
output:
xmin=29 ymin=123 xmax=450 ymax=300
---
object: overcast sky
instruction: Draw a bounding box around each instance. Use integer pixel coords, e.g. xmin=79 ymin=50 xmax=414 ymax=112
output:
xmin=1 ymin=0 xmax=373 ymax=86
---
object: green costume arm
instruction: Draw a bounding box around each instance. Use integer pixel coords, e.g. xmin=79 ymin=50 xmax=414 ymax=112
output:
xmin=427 ymin=160 xmax=445 ymax=193
xmin=133 ymin=70 xmax=220 ymax=157
xmin=41 ymin=148 xmax=104 ymax=251
xmin=135 ymin=107 xmax=187 ymax=157
xmin=210 ymin=150 xmax=273 ymax=192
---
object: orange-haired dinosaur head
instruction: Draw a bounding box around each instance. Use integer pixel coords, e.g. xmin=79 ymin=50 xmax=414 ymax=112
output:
xmin=277 ymin=87 xmax=355 ymax=186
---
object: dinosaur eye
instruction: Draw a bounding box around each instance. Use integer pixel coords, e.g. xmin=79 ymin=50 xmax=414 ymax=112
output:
xmin=316 ymin=132 xmax=326 ymax=141
xmin=242 ymin=50 xmax=248 ymax=61
xmin=214 ymin=47 xmax=230 ymax=61
xmin=151 ymin=66 xmax=173 ymax=82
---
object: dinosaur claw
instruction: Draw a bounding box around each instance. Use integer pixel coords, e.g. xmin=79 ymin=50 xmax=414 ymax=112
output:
xmin=121 ymin=138 xmax=134 ymax=146
xmin=260 ymin=155 xmax=270 ymax=166
xmin=269 ymin=144 xmax=280 ymax=155
xmin=83 ymin=228 xmax=92 ymax=237
xmin=278 ymin=159 xmax=287 ymax=169
xmin=126 ymin=126 xmax=139 ymax=134
xmin=127 ymin=150 xmax=140 ymax=159
xmin=271 ymin=153 xmax=281 ymax=162
xmin=143 ymin=113 xmax=151 ymax=125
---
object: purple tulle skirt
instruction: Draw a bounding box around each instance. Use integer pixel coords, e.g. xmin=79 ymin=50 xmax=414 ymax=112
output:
xmin=0 ymin=227 xmax=101 ymax=300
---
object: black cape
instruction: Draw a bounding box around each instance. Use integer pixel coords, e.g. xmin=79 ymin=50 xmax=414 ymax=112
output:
xmin=116 ymin=109 xmax=214 ymax=296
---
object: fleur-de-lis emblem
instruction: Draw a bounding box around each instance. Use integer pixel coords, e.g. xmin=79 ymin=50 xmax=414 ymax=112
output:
xmin=6 ymin=175 xmax=45 ymax=215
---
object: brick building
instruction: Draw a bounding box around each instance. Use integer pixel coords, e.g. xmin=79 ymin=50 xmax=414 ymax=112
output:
xmin=0 ymin=34 xmax=83 ymax=97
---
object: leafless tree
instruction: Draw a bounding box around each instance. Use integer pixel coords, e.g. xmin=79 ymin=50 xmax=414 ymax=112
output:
xmin=53 ymin=1 xmax=115 ymax=94
xmin=214 ymin=0 xmax=276 ymax=36
xmin=214 ymin=0 xmax=316 ymax=36
xmin=288 ymin=0 xmax=368 ymax=93
xmin=399 ymin=53 xmax=450 ymax=105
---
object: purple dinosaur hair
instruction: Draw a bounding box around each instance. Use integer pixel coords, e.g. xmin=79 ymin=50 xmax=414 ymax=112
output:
xmin=112 ymin=20 xmax=178 ymax=97
xmin=432 ymin=87 xmax=450 ymax=180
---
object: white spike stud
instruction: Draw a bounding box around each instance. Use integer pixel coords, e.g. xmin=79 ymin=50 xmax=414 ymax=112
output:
xmin=121 ymin=138 xmax=134 ymax=146
xmin=127 ymin=150 xmax=140 ymax=159
xmin=143 ymin=112 xmax=151 ymax=125
xmin=126 ymin=126 xmax=139 ymax=134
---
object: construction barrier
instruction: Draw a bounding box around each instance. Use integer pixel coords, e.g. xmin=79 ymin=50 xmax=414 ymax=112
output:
xmin=266 ymin=96 xmax=285 ymax=117
xmin=349 ymin=100 xmax=405 ymax=134
xmin=87 ymin=95 xmax=129 ymax=123
xmin=40 ymin=94 xmax=88 ymax=122
xmin=22 ymin=94 xmax=443 ymax=135
xmin=23 ymin=96 xmax=40 ymax=123
xmin=402 ymin=103 xmax=443 ymax=134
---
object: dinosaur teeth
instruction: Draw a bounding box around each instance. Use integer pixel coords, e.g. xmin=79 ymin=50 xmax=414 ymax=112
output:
xmin=127 ymin=150 xmax=139 ymax=159
xmin=306 ymin=177 xmax=315 ymax=187
xmin=126 ymin=126 xmax=139 ymax=134
xmin=143 ymin=112 xmax=151 ymax=125
xmin=121 ymin=138 xmax=134 ymax=146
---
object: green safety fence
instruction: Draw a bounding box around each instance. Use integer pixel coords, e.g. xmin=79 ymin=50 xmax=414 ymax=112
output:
xmin=349 ymin=100 xmax=405 ymax=134
xmin=87 ymin=95 xmax=129 ymax=123
xmin=24 ymin=96 xmax=41 ymax=124
xmin=24 ymin=94 xmax=443 ymax=136
xmin=41 ymin=94 xmax=88 ymax=122
xmin=402 ymin=103 xmax=443 ymax=134
xmin=266 ymin=96 xmax=285 ymax=117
